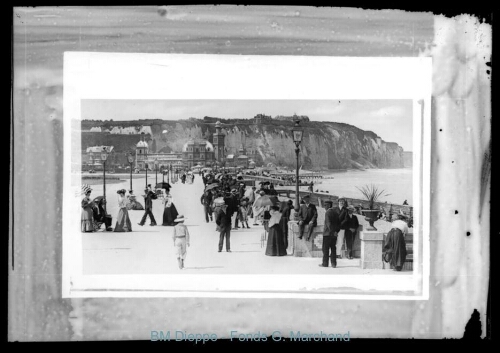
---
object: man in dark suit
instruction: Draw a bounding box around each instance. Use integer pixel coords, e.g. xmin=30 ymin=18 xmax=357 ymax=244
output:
xmin=200 ymin=190 xmax=214 ymax=223
xmin=341 ymin=205 xmax=360 ymax=259
xmin=319 ymin=200 xmax=341 ymax=268
xmin=216 ymin=199 xmax=232 ymax=252
xmin=138 ymin=187 xmax=157 ymax=226
xmin=298 ymin=195 xmax=318 ymax=241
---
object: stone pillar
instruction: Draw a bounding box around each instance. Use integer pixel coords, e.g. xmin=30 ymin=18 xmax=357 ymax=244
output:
xmin=352 ymin=224 xmax=363 ymax=258
xmin=288 ymin=221 xmax=323 ymax=257
xmin=360 ymin=230 xmax=384 ymax=269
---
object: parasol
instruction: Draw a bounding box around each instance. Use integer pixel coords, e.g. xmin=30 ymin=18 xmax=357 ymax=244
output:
xmin=253 ymin=195 xmax=279 ymax=208
xmin=92 ymin=196 xmax=104 ymax=203
xmin=205 ymin=183 xmax=220 ymax=191
xmin=155 ymin=182 xmax=172 ymax=190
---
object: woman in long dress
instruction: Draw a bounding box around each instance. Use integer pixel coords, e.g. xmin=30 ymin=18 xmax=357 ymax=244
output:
xmin=81 ymin=189 xmax=95 ymax=232
xmin=114 ymin=189 xmax=132 ymax=232
xmin=280 ymin=200 xmax=293 ymax=249
xmin=265 ymin=206 xmax=287 ymax=256
xmin=383 ymin=216 xmax=408 ymax=271
xmin=162 ymin=190 xmax=179 ymax=226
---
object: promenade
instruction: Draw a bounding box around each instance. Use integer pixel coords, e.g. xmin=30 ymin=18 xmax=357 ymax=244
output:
xmin=81 ymin=175 xmax=405 ymax=276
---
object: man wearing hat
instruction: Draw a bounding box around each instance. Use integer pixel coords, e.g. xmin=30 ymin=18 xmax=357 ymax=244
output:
xmin=200 ymin=189 xmax=214 ymax=223
xmin=238 ymin=182 xmax=246 ymax=199
xmin=138 ymin=187 xmax=157 ymax=226
xmin=216 ymin=197 xmax=233 ymax=252
xmin=341 ymin=205 xmax=360 ymax=259
xmin=231 ymin=188 xmax=240 ymax=230
xmin=319 ymin=200 xmax=341 ymax=268
xmin=298 ymin=194 xmax=318 ymax=241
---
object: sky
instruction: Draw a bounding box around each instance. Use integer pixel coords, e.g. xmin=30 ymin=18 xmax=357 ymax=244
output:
xmin=81 ymin=99 xmax=413 ymax=151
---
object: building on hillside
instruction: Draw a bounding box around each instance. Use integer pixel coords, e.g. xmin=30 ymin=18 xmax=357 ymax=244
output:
xmin=253 ymin=113 xmax=272 ymax=125
xmin=182 ymin=139 xmax=215 ymax=168
xmin=133 ymin=136 xmax=214 ymax=170
xmin=213 ymin=121 xmax=225 ymax=163
xmin=84 ymin=146 xmax=116 ymax=170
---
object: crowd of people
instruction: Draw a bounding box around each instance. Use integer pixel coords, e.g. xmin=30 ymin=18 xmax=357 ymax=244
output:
xmin=81 ymin=168 xmax=410 ymax=272
xmin=198 ymin=170 xmax=290 ymax=255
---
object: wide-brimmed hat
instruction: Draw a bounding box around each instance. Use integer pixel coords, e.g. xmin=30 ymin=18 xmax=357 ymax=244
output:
xmin=303 ymin=194 xmax=311 ymax=200
xmin=324 ymin=200 xmax=333 ymax=205
xmin=81 ymin=184 xmax=92 ymax=195
xmin=174 ymin=215 xmax=187 ymax=222
xmin=347 ymin=205 xmax=356 ymax=211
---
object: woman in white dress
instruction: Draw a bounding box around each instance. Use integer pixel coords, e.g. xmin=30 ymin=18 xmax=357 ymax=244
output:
xmin=114 ymin=189 xmax=132 ymax=232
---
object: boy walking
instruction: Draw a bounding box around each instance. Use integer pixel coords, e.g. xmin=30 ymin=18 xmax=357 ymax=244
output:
xmin=172 ymin=215 xmax=190 ymax=269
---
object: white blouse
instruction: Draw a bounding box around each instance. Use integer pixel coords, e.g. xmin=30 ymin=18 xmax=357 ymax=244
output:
xmin=117 ymin=195 xmax=127 ymax=208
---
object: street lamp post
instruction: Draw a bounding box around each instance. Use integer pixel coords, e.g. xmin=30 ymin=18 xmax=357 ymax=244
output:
xmin=292 ymin=120 xmax=303 ymax=212
xmin=101 ymin=147 xmax=109 ymax=215
xmin=155 ymin=159 xmax=158 ymax=186
xmin=127 ymin=152 xmax=134 ymax=191
xmin=145 ymin=162 xmax=148 ymax=188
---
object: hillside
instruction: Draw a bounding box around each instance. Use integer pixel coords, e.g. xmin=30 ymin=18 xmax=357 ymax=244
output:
xmin=81 ymin=117 xmax=406 ymax=170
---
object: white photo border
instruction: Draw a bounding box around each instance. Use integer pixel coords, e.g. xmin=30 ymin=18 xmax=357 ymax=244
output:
xmin=63 ymin=52 xmax=431 ymax=299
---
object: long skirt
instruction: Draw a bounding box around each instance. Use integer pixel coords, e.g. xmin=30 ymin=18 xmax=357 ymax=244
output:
xmin=265 ymin=224 xmax=287 ymax=256
xmin=162 ymin=204 xmax=179 ymax=226
xmin=383 ymin=228 xmax=407 ymax=270
xmin=114 ymin=208 xmax=132 ymax=232
xmin=81 ymin=208 xmax=94 ymax=232
xmin=281 ymin=216 xmax=289 ymax=249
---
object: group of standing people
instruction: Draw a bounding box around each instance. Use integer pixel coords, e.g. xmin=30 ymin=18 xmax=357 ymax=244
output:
xmin=81 ymin=183 xmax=183 ymax=233
xmin=317 ymin=198 xmax=360 ymax=268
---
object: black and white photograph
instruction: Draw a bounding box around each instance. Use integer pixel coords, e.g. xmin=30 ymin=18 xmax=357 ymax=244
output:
xmin=62 ymin=53 xmax=431 ymax=297
xmin=10 ymin=5 xmax=491 ymax=341
xmin=76 ymin=99 xmax=415 ymax=280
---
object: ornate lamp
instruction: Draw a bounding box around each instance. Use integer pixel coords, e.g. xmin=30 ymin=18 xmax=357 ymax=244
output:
xmin=292 ymin=120 xmax=303 ymax=212
xmin=101 ymin=147 xmax=109 ymax=215
xmin=127 ymin=152 xmax=135 ymax=191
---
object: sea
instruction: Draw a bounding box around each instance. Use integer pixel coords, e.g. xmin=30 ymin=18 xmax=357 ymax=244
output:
xmin=303 ymin=168 xmax=413 ymax=206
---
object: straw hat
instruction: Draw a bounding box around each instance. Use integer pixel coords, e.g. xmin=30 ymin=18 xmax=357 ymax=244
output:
xmin=174 ymin=215 xmax=187 ymax=222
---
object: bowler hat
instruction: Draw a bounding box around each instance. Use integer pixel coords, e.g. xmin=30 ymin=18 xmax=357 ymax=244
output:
xmin=324 ymin=200 xmax=333 ymax=205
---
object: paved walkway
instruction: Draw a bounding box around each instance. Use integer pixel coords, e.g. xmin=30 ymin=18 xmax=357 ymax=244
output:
xmin=82 ymin=175 xmax=405 ymax=276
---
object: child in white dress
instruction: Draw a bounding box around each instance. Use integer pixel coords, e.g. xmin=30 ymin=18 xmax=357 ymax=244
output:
xmin=172 ymin=215 xmax=190 ymax=269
